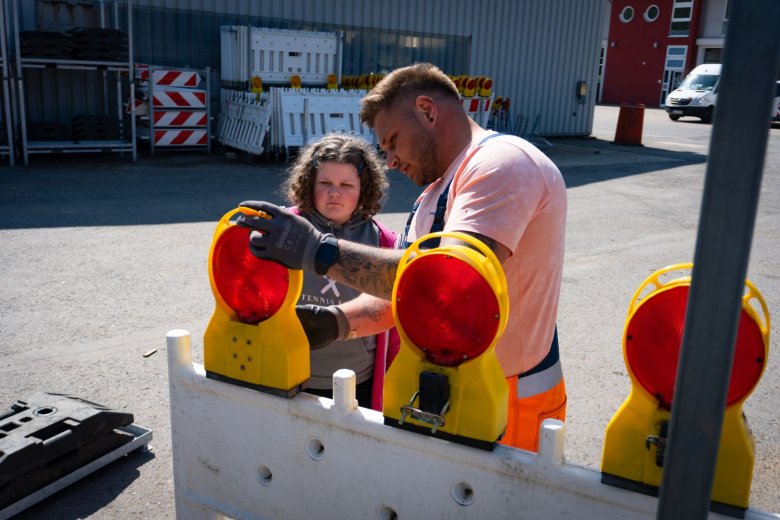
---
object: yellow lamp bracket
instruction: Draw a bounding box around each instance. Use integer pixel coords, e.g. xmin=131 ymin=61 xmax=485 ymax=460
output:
xmin=383 ymin=232 xmax=510 ymax=450
xmin=203 ymin=208 xmax=310 ymax=397
xmin=601 ymin=262 xmax=770 ymax=514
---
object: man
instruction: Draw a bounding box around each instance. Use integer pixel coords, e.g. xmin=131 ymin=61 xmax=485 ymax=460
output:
xmin=237 ymin=63 xmax=567 ymax=452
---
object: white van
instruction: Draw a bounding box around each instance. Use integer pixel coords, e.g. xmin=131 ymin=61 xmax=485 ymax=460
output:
xmin=772 ymin=81 xmax=780 ymax=124
xmin=665 ymin=63 xmax=721 ymax=123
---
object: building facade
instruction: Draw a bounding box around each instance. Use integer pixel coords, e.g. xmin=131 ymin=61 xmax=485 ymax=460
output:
xmin=601 ymin=0 xmax=729 ymax=107
xmin=13 ymin=0 xmax=605 ymax=136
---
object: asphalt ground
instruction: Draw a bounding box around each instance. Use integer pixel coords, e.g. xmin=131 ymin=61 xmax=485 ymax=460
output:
xmin=1 ymin=106 xmax=778 ymax=518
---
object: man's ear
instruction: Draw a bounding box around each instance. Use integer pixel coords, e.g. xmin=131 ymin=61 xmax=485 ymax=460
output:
xmin=415 ymin=95 xmax=437 ymax=124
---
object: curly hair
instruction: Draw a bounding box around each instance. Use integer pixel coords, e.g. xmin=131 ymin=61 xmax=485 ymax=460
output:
xmin=360 ymin=63 xmax=460 ymax=128
xmin=282 ymin=134 xmax=388 ymax=220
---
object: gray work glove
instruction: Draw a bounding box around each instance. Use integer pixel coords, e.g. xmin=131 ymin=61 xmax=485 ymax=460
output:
xmin=295 ymin=304 xmax=350 ymax=350
xmin=235 ymin=201 xmax=328 ymax=272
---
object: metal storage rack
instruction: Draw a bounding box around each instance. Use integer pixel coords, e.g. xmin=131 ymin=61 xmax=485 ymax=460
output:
xmin=0 ymin=0 xmax=14 ymax=165
xmin=11 ymin=0 xmax=135 ymax=165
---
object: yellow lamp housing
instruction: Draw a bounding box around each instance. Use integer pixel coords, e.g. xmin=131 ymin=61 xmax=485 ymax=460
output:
xmin=601 ymin=263 xmax=770 ymax=514
xmin=204 ymin=208 xmax=309 ymax=396
xmin=383 ymin=232 xmax=509 ymax=450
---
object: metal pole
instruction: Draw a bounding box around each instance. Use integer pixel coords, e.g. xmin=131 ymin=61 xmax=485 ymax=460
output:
xmin=656 ymin=1 xmax=780 ymax=519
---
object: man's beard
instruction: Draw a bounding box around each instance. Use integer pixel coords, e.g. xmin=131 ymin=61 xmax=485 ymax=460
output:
xmin=409 ymin=119 xmax=440 ymax=186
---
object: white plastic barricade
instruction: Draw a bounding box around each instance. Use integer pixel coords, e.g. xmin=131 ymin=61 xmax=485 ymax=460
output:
xmin=462 ymin=95 xmax=494 ymax=129
xmin=166 ymin=330 xmax=771 ymax=520
xmin=221 ymin=27 xmax=340 ymax=89
xmin=220 ymin=26 xmax=250 ymax=89
xmin=270 ymin=87 xmax=371 ymax=155
xmin=216 ymin=90 xmax=272 ymax=156
xmin=250 ymin=28 xmax=340 ymax=84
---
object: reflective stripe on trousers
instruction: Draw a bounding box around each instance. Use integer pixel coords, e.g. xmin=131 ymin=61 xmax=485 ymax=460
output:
xmin=516 ymin=326 xmax=562 ymax=398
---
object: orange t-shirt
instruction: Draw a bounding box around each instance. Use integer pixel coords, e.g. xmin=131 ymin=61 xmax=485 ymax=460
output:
xmin=406 ymin=131 xmax=567 ymax=377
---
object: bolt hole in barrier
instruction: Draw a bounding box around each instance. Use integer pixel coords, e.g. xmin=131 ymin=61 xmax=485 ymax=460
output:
xmin=305 ymin=437 xmax=325 ymax=460
xmin=256 ymin=465 xmax=273 ymax=486
xmin=451 ymin=480 xmax=476 ymax=506
xmin=379 ymin=506 xmax=399 ymax=520
xmin=613 ymin=103 xmax=645 ymax=146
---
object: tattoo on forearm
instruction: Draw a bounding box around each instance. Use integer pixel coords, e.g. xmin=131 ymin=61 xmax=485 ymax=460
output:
xmin=331 ymin=242 xmax=402 ymax=300
xmin=354 ymin=299 xmax=389 ymax=323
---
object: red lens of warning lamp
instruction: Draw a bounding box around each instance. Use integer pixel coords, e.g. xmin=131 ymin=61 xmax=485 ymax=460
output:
xmin=626 ymin=284 xmax=765 ymax=409
xmin=395 ymin=255 xmax=500 ymax=366
xmin=211 ymin=225 xmax=289 ymax=324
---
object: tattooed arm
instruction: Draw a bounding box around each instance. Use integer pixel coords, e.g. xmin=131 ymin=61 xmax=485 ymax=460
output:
xmin=327 ymin=240 xmax=405 ymax=301
xmin=338 ymin=292 xmax=395 ymax=337
xmin=329 ymin=232 xmax=508 ymax=338
xmin=329 ymin=231 xmax=509 ymax=300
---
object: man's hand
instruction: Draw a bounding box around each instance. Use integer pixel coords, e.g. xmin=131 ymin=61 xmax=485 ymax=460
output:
xmin=295 ymin=304 xmax=350 ymax=350
xmin=236 ymin=201 xmax=330 ymax=272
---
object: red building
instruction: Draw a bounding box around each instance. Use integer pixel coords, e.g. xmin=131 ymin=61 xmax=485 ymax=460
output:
xmin=601 ymin=0 xmax=728 ymax=107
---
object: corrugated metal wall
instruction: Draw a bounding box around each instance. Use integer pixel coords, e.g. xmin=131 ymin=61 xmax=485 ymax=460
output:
xmin=20 ymin=0 xmax=605 ymax=135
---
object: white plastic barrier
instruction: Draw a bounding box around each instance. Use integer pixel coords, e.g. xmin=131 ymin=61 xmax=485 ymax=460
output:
xmin=216 ymin=90 xmax=272 ymax=156
xmin=220 ymin=26 xmax=250 ymax=89
xmin=166 ymin=330 xmax=775 ymax=520
xmin=221 ymin=26 xmax=340 ymax=88
xmin=250 ymin=27 xmax=340 ymax=84
xmin=270 ymin=87 xmax=372 ymax=154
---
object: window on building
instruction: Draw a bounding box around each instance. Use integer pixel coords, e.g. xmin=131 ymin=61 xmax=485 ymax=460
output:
xmin=669 ymin=0 xmax=692 ymax=36
xmin=619 ymin=6 xmax=635 ymax=23
xmin=644 ymin=5 xmax=660 ymax=22
xmin=665 ymin=46 xmax=688 ymax=70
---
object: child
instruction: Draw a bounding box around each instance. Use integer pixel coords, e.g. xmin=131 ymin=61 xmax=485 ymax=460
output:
xmin=281 ymin=133 xmax=398 ymax=410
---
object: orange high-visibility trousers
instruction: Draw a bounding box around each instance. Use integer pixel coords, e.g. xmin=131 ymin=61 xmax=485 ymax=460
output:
xmin=499 ymin=375 xmax=567 ymax=452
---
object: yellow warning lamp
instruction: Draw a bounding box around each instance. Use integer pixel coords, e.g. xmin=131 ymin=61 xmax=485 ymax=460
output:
xmin=601 ymin=263 xmax=770 ymax=512
xmin=326 ymin=73 xmax=338 ymax=90
xmin=383 ymin=232 xmax=509 ymax=450
xmin=478 ymin=77 xmax=493 ymax=97
xmin=454 ymin=75 xmax=466 ymax=94
xmin=463 ymin=77 xmax=477 ymax=97
xmin=203 ymin=208 xmax=309 ymax=396
xmin=251 ymin=75 xmax=263 ymax=95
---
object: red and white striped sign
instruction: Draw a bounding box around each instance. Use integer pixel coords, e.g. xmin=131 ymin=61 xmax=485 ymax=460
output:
xmin=152 ymin=70 xmax=201 ymax=88
xmin=152 ymin=90 xmax=207 ymax=108
xmin=135 ymin=65 xmax=201 ymax=88
xmin=153 ymin=110 xmax=208 ymax=127
xmin=154 ymin=129 xmax=208 ymax=146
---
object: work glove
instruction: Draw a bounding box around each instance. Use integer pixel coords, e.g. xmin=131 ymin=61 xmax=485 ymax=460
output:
xmin=236 ymin=201 xmax=330 ymax=272
xmin=295 ymin=304 xmax=350 ymax=350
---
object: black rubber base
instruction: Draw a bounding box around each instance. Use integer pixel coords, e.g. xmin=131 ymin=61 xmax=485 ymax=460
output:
xmin=601 ymin=472 xmax=746 ymax=519
xmin=383 ymin=415 xmax=500 ymax=451
xmin=206 ymin=371 xmax=305 ymax=398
